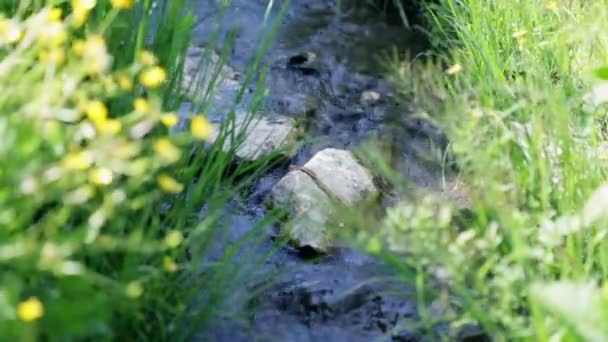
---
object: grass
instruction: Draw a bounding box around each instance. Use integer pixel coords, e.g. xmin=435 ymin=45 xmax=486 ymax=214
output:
xmin=10 ymin=0 xmax=608 ymax=340
xmin=0 ymin=0 xmax=286 ymax=340
xmin=350 ymin=0 xmax=608 ymax=340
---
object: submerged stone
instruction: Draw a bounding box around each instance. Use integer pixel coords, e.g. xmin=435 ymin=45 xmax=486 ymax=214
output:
xmin=271 ymin=148 xmax=378 ymax=252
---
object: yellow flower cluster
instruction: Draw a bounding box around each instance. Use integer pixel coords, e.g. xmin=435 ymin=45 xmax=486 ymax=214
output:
xmin=0 ymin=4 xmax=235 ymax=337
xmin=5 ymin=2 xmax=222 ymax=318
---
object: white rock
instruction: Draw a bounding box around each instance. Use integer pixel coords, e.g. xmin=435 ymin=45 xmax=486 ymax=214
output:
xmin=209 ymin=111 xmax=299 ymax=161
xmin=361 ymin=90 xmax=381 ymax=104
xmin=271 ymin=148 xmax=378 ymax=251
xmin=272 ymin=172 xmax=333 ymax=250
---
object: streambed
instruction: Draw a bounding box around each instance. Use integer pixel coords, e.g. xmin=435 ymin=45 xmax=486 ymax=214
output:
xmin=185 ymin=1 xmax=472 ymax=341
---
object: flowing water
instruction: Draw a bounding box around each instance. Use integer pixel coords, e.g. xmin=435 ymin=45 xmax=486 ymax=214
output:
xmin=186 ymin=1 xmax=474 ymax=341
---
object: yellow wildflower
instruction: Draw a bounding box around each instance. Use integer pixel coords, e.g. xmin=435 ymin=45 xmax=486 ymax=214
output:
xmin=133 ymin=98 xmax=150 ymax=113
xmin=48 ymin=8 xmax=63 ymax=22
xmin=139 ymin=50 xmax=157 ymax=66
xmin=89 ymin=167 xmax=113 ymax=185
xmin=17 ymin=297 xmax=44 ymax=322
xmin=62 ymin=150 xmax=93 ymax=170
xmin=85 ymin=100 xmax=108 ymax=123
xmin=163 ymin=256 xmax=178 ymax=273
xmin=161 ymin=113 xmax=179 ymax=127
xmin=445 ymin=63 xmax=462 ymax=75
xmin=153 ymin=138 xmax=181 ymax=163
xmin=157 ymin=174 xmax=184 ymax=193
xmin=164 ymin=230 xmax=184 ymax=248
xmin=139 ymin=66 xmax=166 ymax=88
xmin=191 ymin=115 xmax=212 ymax=140
xmin=72 ymin=8 xmax=89 ymax=27
xmin=116 ymin=74 xmax=133 ymax=91
xmin=72 ymin=0 xmax=97 ymax=10
xmin=125 ymin=281 xmax=143 ymax=298
xmin=111 ymin=0 xmax=135 ymax=9
xmin=71 ymin=0 xmax=96 ymax=27
xmin=98 ymin=119 xmax=122 ymax=135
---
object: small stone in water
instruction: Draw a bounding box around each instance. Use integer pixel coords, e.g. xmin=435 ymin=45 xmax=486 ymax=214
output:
xmin=361 ymin=90 xmax=381 ymax=103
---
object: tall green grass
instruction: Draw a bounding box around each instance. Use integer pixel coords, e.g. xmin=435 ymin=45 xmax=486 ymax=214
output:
xmin=357 ymin=0 xmax=608 ymax=340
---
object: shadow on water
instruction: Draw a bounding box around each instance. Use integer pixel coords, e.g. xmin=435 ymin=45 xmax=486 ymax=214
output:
xmin=186 ymin=1 xmax=472 ymax=341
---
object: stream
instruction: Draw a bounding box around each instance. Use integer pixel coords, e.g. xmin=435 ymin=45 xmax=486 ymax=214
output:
xmin=184 ymin=1 xmax=475 ymax=341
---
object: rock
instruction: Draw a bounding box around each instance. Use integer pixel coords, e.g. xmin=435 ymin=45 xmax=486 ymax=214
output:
xmin=272 ymin=172 xmax=333 ymax=250
xmin=271 ymin=148 xmax=378 ymax=251
xmin=361 ymin=90 xmax=381 ymax=104
xmin=298 ymin=149 xmax=378 ymax=206
xmin=181 ymin=46 xmax=240 ymax=99
xmin=209 ymin=111 xmax=299 ymax=162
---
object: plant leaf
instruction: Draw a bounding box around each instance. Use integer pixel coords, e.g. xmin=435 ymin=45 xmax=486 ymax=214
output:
xmin=594 ymin=67 xmax=608 ymax=80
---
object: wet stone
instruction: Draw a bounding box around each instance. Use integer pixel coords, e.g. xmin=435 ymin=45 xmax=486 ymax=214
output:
xmin=181 ymin=46 xmax=240 ymax=100
xmin=361 ymin=90 xmax=381 ymax=104
xmin=271 ymin=148 xmax=378 ymax=252
xmin=209 ymin=111 xmax=300 ymax=162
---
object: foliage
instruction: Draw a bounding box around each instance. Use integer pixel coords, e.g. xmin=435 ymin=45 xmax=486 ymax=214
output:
xmin=0 ymin=0 xmax=283 ymax=340
xmin=356 ymin=0 xmax=608 ymax=339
